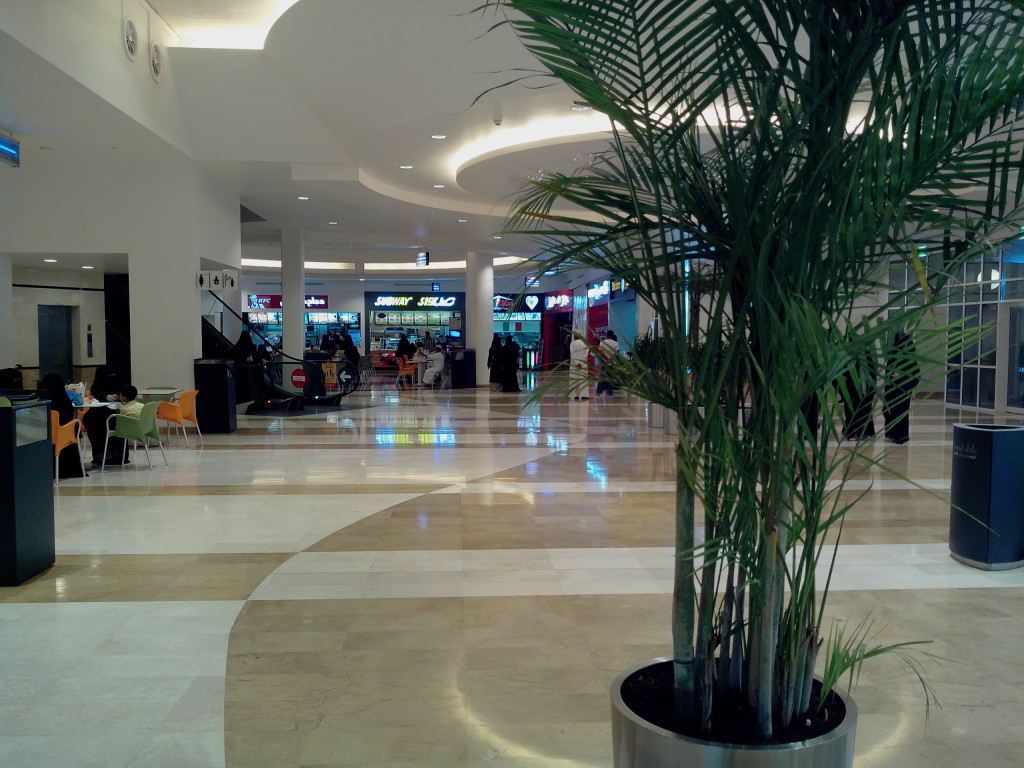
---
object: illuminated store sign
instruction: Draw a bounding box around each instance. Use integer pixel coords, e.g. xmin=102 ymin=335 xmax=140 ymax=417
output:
xmin=0 ymin=133 xmax=19 ymax=167
xmin=544 ymin=293 xmax=573 ymax=311
xmin=588 ymin=280 xmax=610 ymax=301
xmin=494 ymin=312 xmax=541 ymax=322
xmin=246 ymin=294 xmax=329 ymax=310
xmin=372 ymin=295 xmax=459 ymax=308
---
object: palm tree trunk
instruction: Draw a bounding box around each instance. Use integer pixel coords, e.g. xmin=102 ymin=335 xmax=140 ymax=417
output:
xmin=673 ymin=444 xmax=696 ymax=723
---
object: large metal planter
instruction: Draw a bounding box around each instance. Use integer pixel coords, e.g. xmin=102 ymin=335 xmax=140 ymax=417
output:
xmin=611 ymin=658 xmax=857 ymax=768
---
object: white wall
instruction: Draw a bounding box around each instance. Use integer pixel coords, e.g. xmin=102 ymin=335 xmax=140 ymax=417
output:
xmin=0 ymin=148 xmax=240 ymax=389
xmin=0 ymin=255 xmax=12 ymax=368
xmin=12 ymin=267 xmax=107 ymax=374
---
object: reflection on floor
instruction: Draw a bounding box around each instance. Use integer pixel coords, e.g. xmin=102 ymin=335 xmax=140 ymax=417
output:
xmin=2 ymin=388 xmax=1023 ymax=767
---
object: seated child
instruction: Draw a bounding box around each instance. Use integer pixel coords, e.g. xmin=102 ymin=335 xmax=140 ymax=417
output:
xmin=119 ymin=385 xmax=144 ymax=418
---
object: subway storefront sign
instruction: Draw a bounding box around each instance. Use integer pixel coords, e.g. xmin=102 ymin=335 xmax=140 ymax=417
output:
xmin=366 ymin=292 xmax=465 ymax=311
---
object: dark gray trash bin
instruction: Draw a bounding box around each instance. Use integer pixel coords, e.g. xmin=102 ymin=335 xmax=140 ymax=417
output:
xmin=949 ymin=423 xmax=1024 ymax=570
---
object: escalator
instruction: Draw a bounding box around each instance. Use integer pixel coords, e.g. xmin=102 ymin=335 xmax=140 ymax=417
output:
xmin=202 ymin=295 xmax=360 ymax=413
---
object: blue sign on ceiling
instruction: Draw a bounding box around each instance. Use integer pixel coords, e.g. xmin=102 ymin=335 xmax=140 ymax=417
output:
xmin=0 ymin=134 xmax=20 ymax=167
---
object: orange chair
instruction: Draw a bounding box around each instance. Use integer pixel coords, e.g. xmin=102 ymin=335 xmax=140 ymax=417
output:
xmin=157 ymin=390 xmax=203 ymax=446
xmin=394 ymin=357 xmax=417 ymax=388
xmin=51 ymin=410 xmax=84 ymax=485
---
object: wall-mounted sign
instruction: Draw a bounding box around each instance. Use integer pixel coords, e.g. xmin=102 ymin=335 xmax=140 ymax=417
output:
xmin=587 ymin=280 xmax=611 ymax=302
xmin=525 ymin=274 xmax=539 ymax=287
xmin=0 ymin=133 xmax=20 ymax=167
xmin=416 ymin=251 xmax=430 ymax=266
xmin=494 ymin=312 xmax=541 ymax=322
xmin=544 ymin=292 xmax=573 ymax=311
xmin=432 ymin=283 xmax=440 ymax=292
xmin=246 ymin=294 xmax=330 ymax=310
xmin=372 ymin=295 xmax=459 ymax=308
xmin=248 ymin=293 xmax=281 ymax=309
xmin=494 ymin=294 xmax=541 ymax=312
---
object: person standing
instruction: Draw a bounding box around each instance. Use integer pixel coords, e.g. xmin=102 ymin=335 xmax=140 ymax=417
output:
xmin=882 ymin=332 xmax=921 ymax=444
xmin=595 ymin=330 xmax=620 ymax=396
xmin=842 ymin=340 xmax=878 ymax=440
xmin=569 ymin=334 xmax=590 ymax=400
xmin=500 ymin=335 xmax=522 ymax=393
xmin=486 ymin=333 xmax=504 ymax=392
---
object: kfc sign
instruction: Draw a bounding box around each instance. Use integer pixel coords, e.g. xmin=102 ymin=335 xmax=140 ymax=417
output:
xmin=247 ymin=294 xmax=329 ymax=310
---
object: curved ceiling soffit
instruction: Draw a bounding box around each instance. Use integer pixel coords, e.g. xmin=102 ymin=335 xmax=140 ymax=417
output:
xmin=168 ymin=1 xmax=302 ymax=50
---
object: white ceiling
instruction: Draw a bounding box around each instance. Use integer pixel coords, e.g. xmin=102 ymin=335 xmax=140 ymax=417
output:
xmin=0 ymin=0 xmax=613 ymax=276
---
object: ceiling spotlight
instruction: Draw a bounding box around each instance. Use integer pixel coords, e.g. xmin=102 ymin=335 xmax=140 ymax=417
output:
xmin=82 ymin=265 xmax=94 ymax=270
xmin=431 ymin=134 xmax=447 ymax=140
xmin=328 ymin=221 xmax=338 ymax=225
xmin=297 ymin=196 xmax=309 ymax=200
xmin=43 ymin=259 xmax=57 ymax=263
xmin=493 ymin=236 xmax=502 ymax=240
xmin=572 ymin=101 xmax=592 ymax=111
xmin=399 ymin=165 xmax=414 ymax=169
xmin=433 ymin=184 xmax=446 ymax=189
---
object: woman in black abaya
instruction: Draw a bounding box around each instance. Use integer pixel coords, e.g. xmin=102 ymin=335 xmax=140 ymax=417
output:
xmin=882 ymin=332 xmax=921 ymax=444
xmin=37 ymin=373 xmax=87 ymax=478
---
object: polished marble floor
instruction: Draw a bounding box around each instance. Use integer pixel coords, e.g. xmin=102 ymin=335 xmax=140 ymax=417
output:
xmin=2 ymin=383 xmax=1023 ymax=767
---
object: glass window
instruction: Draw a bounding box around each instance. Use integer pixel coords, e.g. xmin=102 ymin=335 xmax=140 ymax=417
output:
xmin=946 ymin=369 xmax=961 ymax=405
xmin=961 ymin=367 xmax=979 ymax=408
xmin=979 ymin=367 xmax=996 ymax=409
xmin=980 ymin=305 xmax=998 ymax=366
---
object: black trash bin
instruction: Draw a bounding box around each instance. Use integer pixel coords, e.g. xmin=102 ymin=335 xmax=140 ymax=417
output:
xmin=449 ymin=349 xmax=476 ymax=389
xmin=0 ymin=398 xmax=56 ymax=585
xmin=949 ymin=423 xmax=1024 ymax=570
xmin=193 ymin=358 xmax=237 ymax=433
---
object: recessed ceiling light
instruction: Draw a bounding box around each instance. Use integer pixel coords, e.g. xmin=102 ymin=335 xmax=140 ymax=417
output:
xmin=433 ymin=184 xmax=446 ymax=189
xmin=328 ymin=221 xmax=338 ymax=225
xmin=399 ymin=165 xmax=414 ymax=170
xmin=82 ymin=265 xmax=94 ymax=270
xmin=458 ymin=219 xmax=468 ymax=223
xmin=297 ymin=196 xmax=309 ymax=200
xmin=43 ymin=259 xmax=57 ymax=263
xmin=499 ymin=252 xmax=508 ymax=255
xmin=571 ymin=104 xmax=591 ymax=111
xmin=493 ymin=236 xmax=502 ymax=240
xmin=431 ymin=134 xmax=447 ymax=140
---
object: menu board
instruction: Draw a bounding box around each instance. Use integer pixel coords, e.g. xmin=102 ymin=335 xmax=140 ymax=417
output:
xmin=400 ymin=312 xmax=416 ymax=324
xmin=387 ymin=312 xmax=403 ymax=325
xmin=338 ymin=312 xmax=359 ymax=324
xmin=414 ymin=312 xmax=428 ymax=325
xmin=427 ymin=312 xmax=443 ymax=326
xmin=307 ymin=312 xmax=337 ymax=324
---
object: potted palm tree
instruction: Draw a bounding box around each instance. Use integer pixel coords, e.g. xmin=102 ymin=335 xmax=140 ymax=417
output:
xmin=480 ymin=0 xmax=1024 ymax=764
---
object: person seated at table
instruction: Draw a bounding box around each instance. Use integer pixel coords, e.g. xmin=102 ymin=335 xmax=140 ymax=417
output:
xmin=118 ymin=385 xmax=144 ymax=418
xmin=422 ymin=345 xmax=446 ymax=386
xmin=37 ymin=372 xmax=87 ymax=479
xmin=37 ymin=372 xmax=76 ymax=425
xmin=83 ymin=365 xmax=126 ymax=465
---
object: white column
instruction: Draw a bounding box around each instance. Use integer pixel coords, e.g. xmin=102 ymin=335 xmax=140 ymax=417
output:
xmin=466 ymin=251 xmax=494 ymax=387
xmin=0 ymin=254 xmax=12 ymax=367
xmin=281 ymin=228 xmax=305 ymax=359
